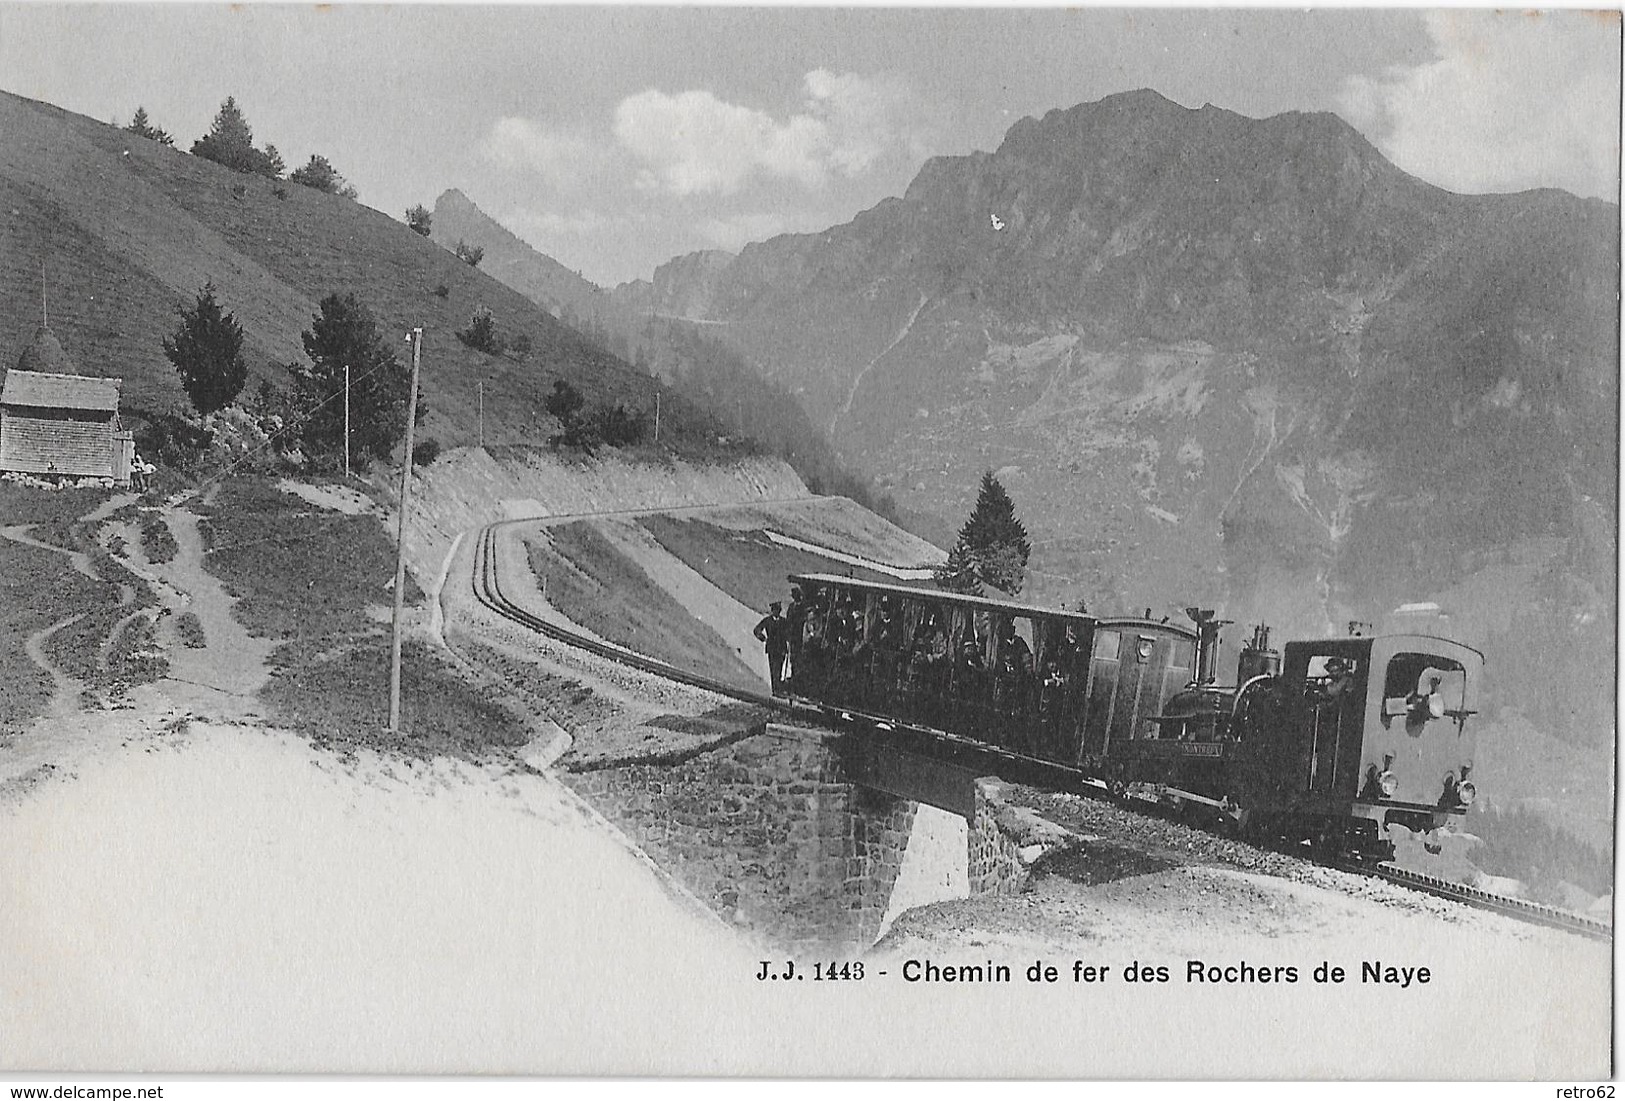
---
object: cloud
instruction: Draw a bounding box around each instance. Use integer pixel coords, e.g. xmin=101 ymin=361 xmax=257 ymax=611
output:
xmin=613 ymin=70 xmax=938 ymax=196
xmin=696 ymin=212 xmax=794 ymax=250
xmin=1339 ymin=11 xmax=1620 ymax=200
xmin=480 ymin=117 xmax=616 ymax=194
xmin=500 ymin=207 xmax=625 ymax=240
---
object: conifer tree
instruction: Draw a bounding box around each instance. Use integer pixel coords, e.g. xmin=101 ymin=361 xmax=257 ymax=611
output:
xmin=292 ymin=293 xmax=417 ymax=463
xmin=191 ymin=97 xmax=282 ymax=178
xmin=934 ymin=542 xmax=983 ymax=596
xmin=126 ymin=106 xmax=174 ymax=146
xmin=934 ymin=470 xmax=1031 ymax=596
xmin=162 ymin=283 xmax=248 ymax=416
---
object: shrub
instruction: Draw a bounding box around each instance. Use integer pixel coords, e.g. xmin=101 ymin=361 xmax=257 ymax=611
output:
xmin=510 ymin=333 xmax=532 ymax=359
xmin=289 ymin=154 xmax=358 ymax=199
xmin=590 ymin=402 xmax=649 ymax=448
xmin=433 ymin=283 xmax=450 ymax=299
xmin=175 ymin=612 xmax=207 ymax=649
xmin=453 ymin=240 xmax=484 ymax=267
xmin=544 ymin=379 xmax=585 ymax=424
xmin=406 ymin=204 xmax=432 ymax=237
xmin=455 ymin=305 xmax=505 ymax=355
xmin=412 ymin=439 xmax=442 ymax=467
xmin=543 ymin=380 xmax=648 ymax=455
xmin=133 ymin=414 xmax=213 ymax=468
xmin=140 ymin=512 xmax=178 ymax=565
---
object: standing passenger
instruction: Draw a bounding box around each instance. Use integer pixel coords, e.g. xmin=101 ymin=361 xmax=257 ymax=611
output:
xmin=784 ymin=587 xmax=808 ymax=691
xmin=754 ymin=601 xmax=790 ymax=695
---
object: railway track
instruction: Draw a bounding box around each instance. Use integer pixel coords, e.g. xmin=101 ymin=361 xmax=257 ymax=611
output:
xmin=471 ymin=520 xmax=784 ymax=709
xmin=466 ymin=519 xmax=1612 ymax=943
xmin=1351 ymin=861 xmax=1612 ymax=941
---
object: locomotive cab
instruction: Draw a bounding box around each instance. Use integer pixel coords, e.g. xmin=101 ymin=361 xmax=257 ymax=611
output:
xmin=1356 ymin=636 xmax=1484 ymax=837
xmin=1256 ymin=633 xmax=1484 ymax=854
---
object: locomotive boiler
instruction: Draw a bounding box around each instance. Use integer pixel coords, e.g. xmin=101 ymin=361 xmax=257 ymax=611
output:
xmin=785 ymin=573 xmax=1484 ymax=860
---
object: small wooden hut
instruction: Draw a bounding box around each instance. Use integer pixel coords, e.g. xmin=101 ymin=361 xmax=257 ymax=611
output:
xmin=0 ymin=326 xmax=133 ymax=485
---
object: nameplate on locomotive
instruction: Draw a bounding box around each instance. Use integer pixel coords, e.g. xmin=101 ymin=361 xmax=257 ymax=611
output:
xmin=1136 ymin=741 xmax=1225 ymax=758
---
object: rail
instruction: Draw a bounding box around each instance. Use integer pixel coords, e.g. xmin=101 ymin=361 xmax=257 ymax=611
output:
xmin=1352 ymin=860 xmax=1612 ymax=942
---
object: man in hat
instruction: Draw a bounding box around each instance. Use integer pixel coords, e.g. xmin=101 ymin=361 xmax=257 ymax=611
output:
xmin=754 ymin=601 xmax=791 ymax=695
xmin=1318 ymin=655 xmax=1357 ymax=703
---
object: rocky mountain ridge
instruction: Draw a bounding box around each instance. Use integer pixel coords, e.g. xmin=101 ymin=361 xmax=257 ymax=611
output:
xmin=603 ymin=90 xmax=1617 ymax=807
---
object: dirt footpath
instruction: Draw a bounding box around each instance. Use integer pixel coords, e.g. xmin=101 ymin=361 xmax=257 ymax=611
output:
xmin=1 ymin=489 xmax=274 ymax=803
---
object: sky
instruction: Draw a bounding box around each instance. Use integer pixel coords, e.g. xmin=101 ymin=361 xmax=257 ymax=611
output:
xmin=0 ymin=5 xmax=1618 ymax=286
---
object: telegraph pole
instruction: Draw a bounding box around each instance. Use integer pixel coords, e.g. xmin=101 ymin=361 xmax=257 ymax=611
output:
xmin=343 ymin=364 xmax=351 ymax=480
xmin=653 ymin=390 xmax=660 ymax=443
xmin=388 ymin=328 xmax=423 ymax=734
xmin=478 ymin=380 xmax=484 ymax=449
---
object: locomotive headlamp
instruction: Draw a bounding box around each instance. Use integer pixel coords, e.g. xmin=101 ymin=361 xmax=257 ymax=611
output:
xmin=1457 ymin=781 xmax=1477 ymax=806
xmin=1378 ymin=770 xmax=1398 ymax=798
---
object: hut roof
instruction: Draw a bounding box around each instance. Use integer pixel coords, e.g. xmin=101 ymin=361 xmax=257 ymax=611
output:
xmin=15 ymin=326 xmax=81 ymax=375
xmin=0 ymin=369 xmax=121 ymax=413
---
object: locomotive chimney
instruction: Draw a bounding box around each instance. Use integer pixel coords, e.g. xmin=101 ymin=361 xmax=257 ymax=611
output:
xmin=1237 ymin=623 xmax=1281 ymax=683
xmin=1184 ymin=607 xmax=1230 ymax=684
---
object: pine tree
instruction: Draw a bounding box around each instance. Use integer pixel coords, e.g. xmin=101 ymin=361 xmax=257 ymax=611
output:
xmin=162 ymin=283 xmax=248 ymax=416
xmin=934 ymin=470 xmax=1031 ymax=596
xmin=292 ymin=293 xmax=416 ymax=463
xmin=126 ymin=106 xmax=174 ymax=146
xmin=191 ymin=97 xmax=282 ymax=178
xmin=934 ymin=542 xmax=983 ymax=596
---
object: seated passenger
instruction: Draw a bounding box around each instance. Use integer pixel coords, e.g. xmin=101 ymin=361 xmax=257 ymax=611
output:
xmin=908 ymin=615 xmax=949 ymax=677
xmin=994 ymin=622 xmax=1034 ymax=700
xmin=953 ymin=638 xmax=984 ymax=684
xmin=992 ymin=621 xmax=1036 ymax=746
xmin=848 ymin=602 xmax=898 ymax=705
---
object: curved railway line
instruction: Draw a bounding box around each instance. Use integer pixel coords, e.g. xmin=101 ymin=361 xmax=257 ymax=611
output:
xmin=466 ymin=519 xmax=1612 ymax=943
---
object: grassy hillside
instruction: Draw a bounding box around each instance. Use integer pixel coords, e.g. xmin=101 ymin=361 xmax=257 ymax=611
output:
xmin=0 ymin=90 xmax=725 ymax=460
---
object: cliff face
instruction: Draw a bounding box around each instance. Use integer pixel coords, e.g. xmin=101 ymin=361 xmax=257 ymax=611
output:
xmin=608 ymin=90 xmax=1619 ymax=778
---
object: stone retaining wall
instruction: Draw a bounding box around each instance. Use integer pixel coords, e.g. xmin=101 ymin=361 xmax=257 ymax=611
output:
xmin=564 ymin=725 xmax=915 ymax=952
xmin=563 ymin=728 xmax=1076 ymax=951
xmin=968 ymin=777 xmax=1076 ymax=896
xmin=968 ymin=778 xmax=1030 ymax=896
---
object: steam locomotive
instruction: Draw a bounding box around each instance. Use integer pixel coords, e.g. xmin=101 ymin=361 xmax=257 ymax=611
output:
xmin=785 ymin=572 xmax=1484 ymax=860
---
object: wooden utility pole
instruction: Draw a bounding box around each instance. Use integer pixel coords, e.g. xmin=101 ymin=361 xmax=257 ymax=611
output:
xmin=388 ymin=328 xmax=423 ymax=734
xmin=653 ymin=390 xmax=660 ymax=442
xmin=343 ymin=364 xmax=351 ymax=479
xmin=478 ymin=380 xmax=484 ymax=449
